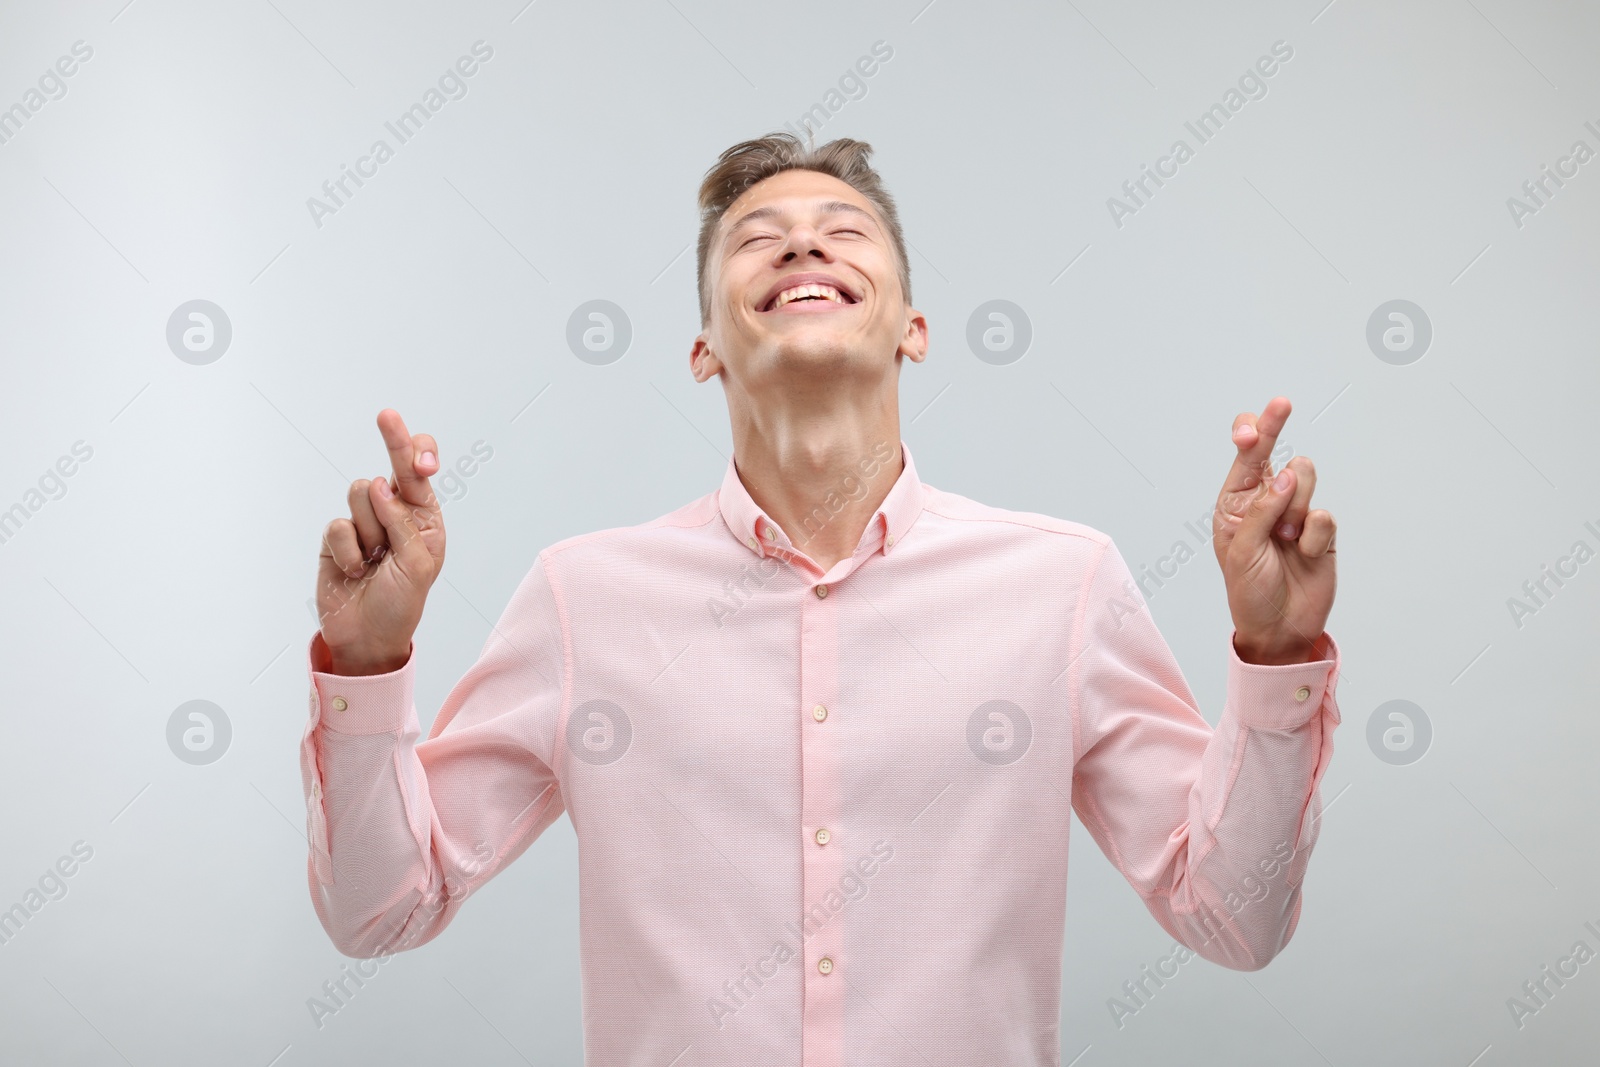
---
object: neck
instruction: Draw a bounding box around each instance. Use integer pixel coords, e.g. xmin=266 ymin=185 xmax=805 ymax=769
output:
xmin=731 ymin=425 xmax=902 ymax=573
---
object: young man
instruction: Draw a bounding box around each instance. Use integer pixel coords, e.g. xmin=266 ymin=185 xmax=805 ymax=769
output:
xmin=302 ymin=132 xmax=1340 ymax=1065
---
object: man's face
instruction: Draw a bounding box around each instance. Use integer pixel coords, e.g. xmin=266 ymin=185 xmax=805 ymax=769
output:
xmin=692 ymin=169 xmax=925 ymax=384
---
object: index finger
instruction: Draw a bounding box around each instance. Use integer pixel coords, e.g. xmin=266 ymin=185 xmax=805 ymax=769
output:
xmin=1222 ymin=395 xmax=1291 ymax=492
xmin=376 ymin=408 xmax=437 ymax=506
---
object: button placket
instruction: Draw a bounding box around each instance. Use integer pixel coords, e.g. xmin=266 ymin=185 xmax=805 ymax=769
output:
xmin=798 ymin=564 xmax=844 ymax=1052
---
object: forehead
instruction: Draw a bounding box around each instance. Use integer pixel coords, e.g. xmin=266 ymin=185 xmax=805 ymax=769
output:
xmin=720 ymin=169 xmax=880 ymax=235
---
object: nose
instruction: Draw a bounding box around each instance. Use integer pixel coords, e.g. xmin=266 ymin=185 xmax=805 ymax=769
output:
xmin=777 ymin=222 xmax=831 ymax=263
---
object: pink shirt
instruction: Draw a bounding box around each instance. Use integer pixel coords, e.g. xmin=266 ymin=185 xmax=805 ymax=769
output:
xmin=299 ymin=439 xmax=1342 ymax=1066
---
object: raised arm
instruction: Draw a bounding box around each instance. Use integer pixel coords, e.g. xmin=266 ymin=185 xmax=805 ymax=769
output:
xmin=1068 ymin=537 xmax=1341 ymax=970
xmin=1069 ymin=396 xmax=1342 ymax=970
xmin=300 ymin=410 xmax=567 ymax=958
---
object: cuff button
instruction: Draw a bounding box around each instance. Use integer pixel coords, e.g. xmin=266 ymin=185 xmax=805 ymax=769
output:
xmin=331 ymin=696 xmax=348 ymax=712
xmin=1294 ymin=686 xmax=1311 ymax=702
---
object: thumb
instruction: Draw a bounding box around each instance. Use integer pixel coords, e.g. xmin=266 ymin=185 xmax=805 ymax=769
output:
xmin=1233 ymin=466 xmax=1295 ymax=559
xmin=371 ymin=476 xmax=430 ymax=579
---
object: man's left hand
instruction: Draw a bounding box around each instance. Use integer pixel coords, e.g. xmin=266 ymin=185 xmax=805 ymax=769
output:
xmin=1213 ymin=396 xmax=1337 ymax=665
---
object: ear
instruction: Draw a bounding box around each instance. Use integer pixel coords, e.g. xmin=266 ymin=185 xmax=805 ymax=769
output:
xmin=898 ymin=306 xmax=929 ymax=363
xmin=690 ymin=333 xmax=721 ymax=382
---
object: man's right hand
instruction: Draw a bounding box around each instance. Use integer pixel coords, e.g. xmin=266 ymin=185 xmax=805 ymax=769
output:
xmin=315 ymin=409 xmax=447 ymax=675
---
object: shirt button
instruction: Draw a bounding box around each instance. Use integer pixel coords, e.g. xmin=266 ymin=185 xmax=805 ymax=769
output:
xmin=818 ymin=956 xmax=833 ymax=975
xmin=764 ymin=525 xmax=776 ymax=540
xmin=747 ymin=536 xmax=759 ymax=551
xmin=814 ymin=828 xmax=830 ymax=845
xmin=331 ymin=697 xmax=348 ymax=712
xmin=815 ymin=584 xmax=828 ymax=598
xmin=886 ymin=535 xmax=894 ymax=548
xmin=812 ymin=704 xmax=828 ymax=722
xmin=1294 ymin=686 xmax=1311 ymax=702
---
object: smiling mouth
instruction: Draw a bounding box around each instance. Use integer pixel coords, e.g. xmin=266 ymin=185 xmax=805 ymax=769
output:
xmin=760 ymin=283 xmax=859 ymax=312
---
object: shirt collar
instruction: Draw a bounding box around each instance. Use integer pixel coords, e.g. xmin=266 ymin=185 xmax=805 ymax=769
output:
xmin=718 ymin=439 xmax=924 ymax=561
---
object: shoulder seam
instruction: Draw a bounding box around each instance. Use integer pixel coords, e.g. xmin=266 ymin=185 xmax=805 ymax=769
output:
xmin=920 ymin=488 xmax=1109 ymax=544
xmin=541 ymin=495 xmax=720 ymax=559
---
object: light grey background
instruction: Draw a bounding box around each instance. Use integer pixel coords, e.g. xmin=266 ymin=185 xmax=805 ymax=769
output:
xmin=1 ymin=0 xmax=1596 ymax=1064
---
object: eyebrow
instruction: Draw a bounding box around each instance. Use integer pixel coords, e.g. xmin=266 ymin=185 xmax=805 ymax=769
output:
xmin=723 ymin=200 xmax=878 ymax=245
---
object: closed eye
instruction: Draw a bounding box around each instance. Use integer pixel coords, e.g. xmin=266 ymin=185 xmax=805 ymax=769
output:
xmin=741 ymin=228 xmax=865 ymax=249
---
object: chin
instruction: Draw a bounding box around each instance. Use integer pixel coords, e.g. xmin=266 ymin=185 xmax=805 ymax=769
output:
xmin=774 ymin=333 xmax=860 ymax=367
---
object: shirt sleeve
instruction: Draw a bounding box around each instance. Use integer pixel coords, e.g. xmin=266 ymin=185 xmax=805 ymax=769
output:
xmin=298 ymin=551 xmax=569 ymax=959
xmin=1068 ymin=536 xmax=1341 ymax=971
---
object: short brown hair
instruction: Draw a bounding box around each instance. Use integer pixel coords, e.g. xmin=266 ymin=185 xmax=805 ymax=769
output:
xmin=695 ymin=131 xmax=912 ymax=326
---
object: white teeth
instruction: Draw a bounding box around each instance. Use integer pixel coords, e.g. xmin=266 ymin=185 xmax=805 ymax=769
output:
xmin=771 ymin=283 xmax=846 ymax=310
